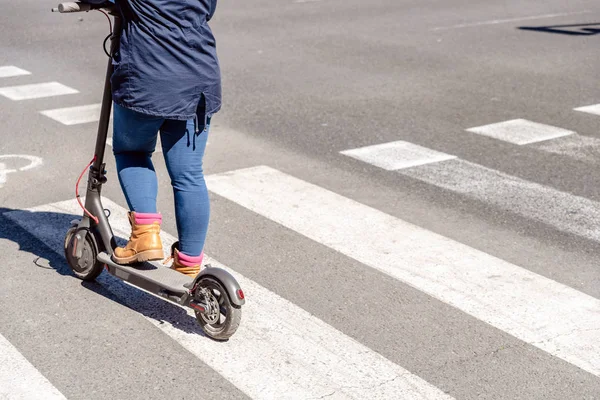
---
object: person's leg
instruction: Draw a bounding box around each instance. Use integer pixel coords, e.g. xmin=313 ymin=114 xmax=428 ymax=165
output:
xmin=112 ymin=103 xmax=165 ymax=264
xmin=160 ymin=117 xmax=210 ymax=275
xmin=112 ymin=103 xmax=163 ymax=213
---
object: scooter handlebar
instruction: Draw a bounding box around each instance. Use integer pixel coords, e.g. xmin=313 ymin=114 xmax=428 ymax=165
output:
xmin=52 ymin=2 xmax=93 ymax=13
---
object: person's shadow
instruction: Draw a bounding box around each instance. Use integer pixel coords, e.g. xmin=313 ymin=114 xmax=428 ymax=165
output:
xmin=0 ymin=207 xmax=207 ymax=337
xmin=518 ymin=22 xmax=600 ymax=36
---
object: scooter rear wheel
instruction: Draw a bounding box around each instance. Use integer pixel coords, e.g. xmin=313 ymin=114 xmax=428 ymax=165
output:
xmin=194 ymin=277 xmax=242 ymax=341
xmin=64 ymin=227 xmax=104 ymax=281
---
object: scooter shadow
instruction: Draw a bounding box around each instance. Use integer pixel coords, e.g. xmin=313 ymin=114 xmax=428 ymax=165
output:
xmin=0 ymin=207 xmax=208 ymax=338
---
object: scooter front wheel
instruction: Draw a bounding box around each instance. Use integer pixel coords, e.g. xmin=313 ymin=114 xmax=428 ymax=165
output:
xmin=64 ymin=227 xmax=104 ymax=281
xmin=194 ymin=277 xmax=242 ymax=341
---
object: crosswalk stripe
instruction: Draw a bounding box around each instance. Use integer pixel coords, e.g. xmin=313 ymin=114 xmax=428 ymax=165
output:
xmin=206 ymin=165 xmax=600 ymax=377
xmin=340 ymin=141 xmax=456 ymax=170
xmin=342 ymin=141 xmax=600 ymax=240
xmin=533 ymin=133 xmax=600 ymax=163
xmin=40 ymin=104 xmax=102 ymax=125
xmin=0 ymin=66 xmax=31 ymax=78
xmin=574 ymin=104 xmax=600 ymax=116
xmin=0 ymin=333 xmax=67 ymax=400
xmin=466 ymin=119 xmax=575 ymax=145
xmin=401 ymin=158 xmax=600 ymax=242
xmin=0 ymin=82 xmax=78 ymax=101
xmin=4 ymin=197 xmax=452 ymax=400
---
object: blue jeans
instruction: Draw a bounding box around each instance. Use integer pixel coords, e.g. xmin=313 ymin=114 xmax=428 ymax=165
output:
xmin=112 ymin=102 xmax=210 ymax=257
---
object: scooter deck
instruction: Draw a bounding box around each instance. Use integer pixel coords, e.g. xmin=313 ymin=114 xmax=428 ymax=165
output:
xmin=97 ymin=252 xmax=192 ymax=297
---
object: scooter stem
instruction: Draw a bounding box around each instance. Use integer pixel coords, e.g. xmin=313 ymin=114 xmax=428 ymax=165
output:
xmin=81 ymin=11 xmax=122 ymax=254
xmin=92 ymin=14 xmax=122 ymax=172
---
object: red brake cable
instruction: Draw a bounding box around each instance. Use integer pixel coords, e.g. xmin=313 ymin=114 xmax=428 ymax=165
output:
xmin=75 ymin=156 xmax=99 ymax=224
xmin=96 ymin=9 xmax=113 ymax=34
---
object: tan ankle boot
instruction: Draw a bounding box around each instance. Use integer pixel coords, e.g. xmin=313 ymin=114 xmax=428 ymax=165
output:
xmin=112 ymin=212 xmax=163 ymax=264
xmin=170 ymin=248 xmax=202 ymax=278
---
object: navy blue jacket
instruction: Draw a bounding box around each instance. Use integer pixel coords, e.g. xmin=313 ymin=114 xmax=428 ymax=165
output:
xmin=86 ymin=0 xmax=221 ymax=123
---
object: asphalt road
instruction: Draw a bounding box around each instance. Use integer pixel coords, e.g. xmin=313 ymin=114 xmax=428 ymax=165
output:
xmin=1 ymin=0 xmax=599 ymax=399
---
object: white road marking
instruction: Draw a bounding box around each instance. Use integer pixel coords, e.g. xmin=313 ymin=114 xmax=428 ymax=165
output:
xmin=574 ymin=104 xmax=600 ymax=116
xmin=0 ymin=66 xmax=31 ymax=78
xmin=340 ymin=140 xmax=600 ymax=238
xmin=533 ymin=134 xmax=600 ymax=163
xmin=0 ymin=82 xmax=78 ymax=101
xmin=432 ymin=11 xmax=591 ymax=31
xmin=0 ymin=155 xmax=43 ymax=188
xmin=0 ymin=155 xmax=44 ymax=172
xmin=466 ymin=119 xmax=575 ymax=145
xmin=206 ymin=166 xmax=600 ymax=377
xmin=341 ymin=141 xmax=456 ymax=170
xmin=0 ymin=333 xmax=67 ymax=400
xmin=5 ymin=198 xmax=452 ymax=400
xmin=0 ymin=163 xmax=8 ymax=188
xmin=40 ymin=104 xmax=102 ymax=125
xmin=400 ymin=158 xmax=600 ymax=242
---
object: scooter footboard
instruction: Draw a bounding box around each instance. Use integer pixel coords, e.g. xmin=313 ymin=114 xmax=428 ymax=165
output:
xmin=188 ymin=267 xmax=245 ymax=307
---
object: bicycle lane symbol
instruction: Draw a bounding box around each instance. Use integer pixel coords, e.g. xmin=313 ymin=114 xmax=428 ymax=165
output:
xmin=0 ymin=155 xmax=44 ymax=188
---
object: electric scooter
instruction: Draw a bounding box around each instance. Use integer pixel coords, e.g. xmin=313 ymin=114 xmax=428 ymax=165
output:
xmin=53 ymin=2 xmax=244 ymax=340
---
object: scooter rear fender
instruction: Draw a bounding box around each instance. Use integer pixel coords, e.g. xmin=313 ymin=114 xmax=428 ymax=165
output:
xmin=188 ymin=267 xmax=245 ymax=307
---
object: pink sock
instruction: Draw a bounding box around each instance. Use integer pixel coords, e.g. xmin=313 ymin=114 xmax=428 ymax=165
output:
xmin=134 ymin=212 xmax=162 ymax=225
xmin=178 ymin=251 xmax=204 ymax=267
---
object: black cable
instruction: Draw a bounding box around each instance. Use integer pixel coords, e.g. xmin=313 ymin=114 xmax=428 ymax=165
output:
xmin=96 ymin=9 xmax=113 ymax=33
xmin=103 ymin=33 xmax=112 ymax=58
xmin=96 ymin=9 xmax=113 ymax=58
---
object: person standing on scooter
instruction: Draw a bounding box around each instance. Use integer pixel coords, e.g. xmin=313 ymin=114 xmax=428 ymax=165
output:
xmin=84 ymin=0 xmax=220 ymax=277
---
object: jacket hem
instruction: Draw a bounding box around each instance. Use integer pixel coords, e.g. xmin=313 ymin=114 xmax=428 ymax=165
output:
xmin=114 ymin=100 xmax=221 ymax=121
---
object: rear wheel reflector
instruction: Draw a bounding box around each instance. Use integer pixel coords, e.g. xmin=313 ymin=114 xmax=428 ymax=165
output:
xmin=190 ymin=302 xmax=205 ymax=312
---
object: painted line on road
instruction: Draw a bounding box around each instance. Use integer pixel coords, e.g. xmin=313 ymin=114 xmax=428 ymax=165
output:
xmin=400 ymin=158 xmax=600 ymax=242
xmin=0 ymin=155 xmax=44 ymax=189
xmin=0 ymin=66 xmax=31 ymax=78
xmin=0 ymin=333 xmax=67 ymax=400
xmin=533 ymin=134 xmax=600 ymax=163
xmin=0 ymin=82 xmax=78 ymax=101
xmin=341 ymin=141 xmax=456 ymax=170
xmin=40 ymin=104 xmax=102 ymax=125
xmin=341 ymin=140 xmax=600 ymax=242
xmin=432 ymin=11 xmax=591 ymax=31
xmin=574 ymin=104 xmax=600 ymax=116
xmin=5 ymin=197 xmax=452 ymax=400
xmin=206 ymin=165 xmax=600 ymax=377
xmin=0 ymin=163 xmax=6 ymax=188
xmin=466 ymin=119 xmax=575 ymax=145
xmin=0 ymin=154 xmax=44 ymax=172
